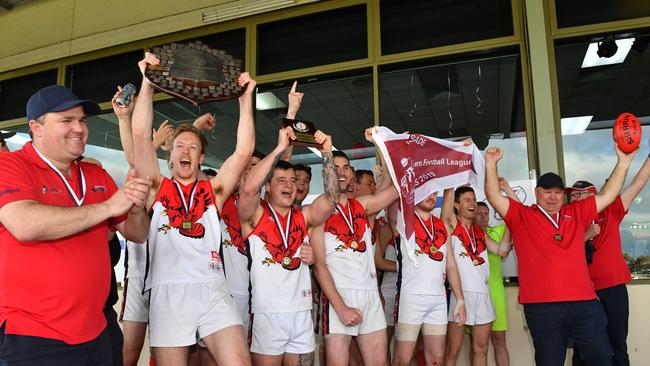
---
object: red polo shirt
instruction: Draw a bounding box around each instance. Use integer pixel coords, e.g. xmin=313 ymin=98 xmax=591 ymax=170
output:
xmin=0 ymin=142 xmax=126 ymax=344
xmin=504 ymin=197 xmax=597 ymax=304
xmin=589 ymin=196 xmax=631 ymax=290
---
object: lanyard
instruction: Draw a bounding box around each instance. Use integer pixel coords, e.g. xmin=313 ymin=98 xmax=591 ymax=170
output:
xmin=172 ymin=179 xmax=198 ymax=216
xmin=268 ymin=203 xmax=292 ymax=249
xmin=336 ymin=201 xmax=355 ymax=234
xmin=415 ymin=212 xmax=434 ymax=241
xmin=33 ymin=145 xmax=86 ymax=206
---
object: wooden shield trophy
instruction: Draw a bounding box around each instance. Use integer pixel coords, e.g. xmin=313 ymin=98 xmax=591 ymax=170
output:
xmin=145 ymin=41 xmax=244 ymax=106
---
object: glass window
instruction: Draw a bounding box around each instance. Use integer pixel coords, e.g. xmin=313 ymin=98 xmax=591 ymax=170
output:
xmin=379 ymin=51 xmax=529 ymax=180
xmin=0 ymin=69 xmax=58 ymax=121
xmin=66 ymin=50 xmax=143 ymax=103
xmin=256 ymin=69 xmax=374 ymax=195
xmin=256 ymin=5 xmax=368 ymax=75
xmin=380 ymin=0 xmax=514 ymax=55
xmin=557 ymin=32 xmax=650 ymax=275
xmin=555 ymin=0 xmax=650 ymax=29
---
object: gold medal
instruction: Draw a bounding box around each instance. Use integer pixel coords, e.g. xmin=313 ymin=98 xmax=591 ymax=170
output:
xmin=350 ymin=241 xmax=358 ymax=249
xmin=182 ymin=220 xmax=192 ymax=230
xmin=472 ymin=259 xmax=479 ymax=266
xmin=282 ymin=256 xmax=292 ymax=266
xmin=431 ymin=246 xmax=437 ymax=253
xmin=554 ymin=233 xmax=562 ymax=241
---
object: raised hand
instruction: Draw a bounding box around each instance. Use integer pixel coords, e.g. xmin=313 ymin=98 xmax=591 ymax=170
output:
xmin=314 ymin=130 xmax=332 ymax=153
xmin=287 ymin=81 xmax=304 ymax=117
xmin=111 ymin=86 xmax=135 ymax=119
xmin=239 ymin=72 xmax=257 ymax=97
xmin=278 ymin=126 xmax=295 ymax=150
xmin=485 ymin=147 xmax=504 ymax=164
xmin=138 ymin=52 xmax=160 ymax=75
xmin=193 ymin=113 xmax=216 ymax=132
xmin=152 ymin=120 xmax=173 ymax=151
xmin=364 ymin=127 xmax=377 ymax=144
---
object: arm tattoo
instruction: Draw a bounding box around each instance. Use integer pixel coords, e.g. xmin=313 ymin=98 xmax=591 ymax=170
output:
xmin=259 ymin=151 xmax=283 ymax=191
xmin=297 ymin=353 xmax=314 ymax=366
xmin=321 ymin=151 xmax=340 ymax=205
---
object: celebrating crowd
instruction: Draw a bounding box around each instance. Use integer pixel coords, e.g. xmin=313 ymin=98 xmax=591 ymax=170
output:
xmin=0 ymin=53 xmax=644 ymax=366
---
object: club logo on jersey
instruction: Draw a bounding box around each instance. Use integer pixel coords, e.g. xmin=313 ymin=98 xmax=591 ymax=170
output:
xmin=414 ymin=218 xmax=447 ymax=261
xmin=454 ymin=224 xmax=486 ymax=266
xmin=158 ymin=185 xmax=213 ymax=239
xmin=325 ymin=204 xmax=368 ymax=253
xmin=259 ymin=208 xmax=307 ymax=271
xmin=91 ymin=185 xmax=107 ymax=192
xmin=221 ymin=196 xmax=245 ymax=255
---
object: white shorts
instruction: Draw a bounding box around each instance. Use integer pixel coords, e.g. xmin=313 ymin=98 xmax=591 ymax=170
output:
xmin=250 ymin=310 xmax=315 ymax=355
xmin=323 ymin=289 xmax=386 ymax=337
xmin=448 ymin=291 xmax=495 ymax=326
xmin=149 ymin=283 xmax=243 ymax=347
xmin=382 ymin=289 xmax=397 ymax=326
xmin=120 ymin=277 xmax=149 ymax=323
xmin=232 ymin=293 xmax=250 ymax=334
xmin=396 ymin=292 xmax=448 ymax=326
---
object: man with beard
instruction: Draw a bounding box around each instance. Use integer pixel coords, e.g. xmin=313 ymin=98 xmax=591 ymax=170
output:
xmin=392 ymin=192 xmax=467 ymax=366
xmin=484 ymin=146 xmax=635 ymax=366
xmin=441 ymin=186 xmax=512 ymax=366
xmin=131 ymin=52 xmax=254 ymax=366
xmin=238 ymin=127 xmax=338 ymax=366
xmin=314 ymin=129 xmax=400 ymax=366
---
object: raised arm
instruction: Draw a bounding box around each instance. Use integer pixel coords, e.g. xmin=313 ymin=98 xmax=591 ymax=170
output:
xmin=112 ymin=87 xmax=136 ymax=168
xmin=441 ymin=188 xmax=457 ymax=229
xmin=311 ymin=224 xmax=363 ymax=327
xmin=211 ymin=73 xmax=256 ymax=211
xmin=303 ymin=131 xmax=338 ymax=228
xmin=131 ymin=52 xmax=163 ymax=194
xmin=484 ymin=147 xmax=510 ymax=218
xmin=445 ymin=224 xmax=466 ymax=326
xmin=356 ymin=128 xmax=399 ymax=215
xmin=595 ymin=146 xmax=636 ymax=213
xmin=499 ymin=177 xmax=520 ymax=202
xmin=238 ymin=127 xmax=292 ymax=232
xmin=620 ymin=143 xmax=650 ymax=210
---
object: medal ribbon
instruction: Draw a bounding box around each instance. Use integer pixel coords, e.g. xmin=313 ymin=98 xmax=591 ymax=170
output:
xmin=268 ymin=203 xmax=292 ymax=250
xmin=458 ymin=218 xmax=477 ymax=252
xmin=536 ymin=205 xmax=561 ymax=231
xmin=336 ymin=202 xmax=355 ymax=234
xmin=415 ymin=212 xmax=435 ymax=241
xmin=33 ymin=145 xmax=86 ymax=206
xmin=172 ymin=179 xmax=198 ymax=218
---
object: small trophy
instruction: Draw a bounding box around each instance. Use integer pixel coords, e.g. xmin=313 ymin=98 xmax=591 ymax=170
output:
xmin=282 ymin=118 xmax=322 ymax=149
xmin=145 ymin=41 xmax=245 ymax=106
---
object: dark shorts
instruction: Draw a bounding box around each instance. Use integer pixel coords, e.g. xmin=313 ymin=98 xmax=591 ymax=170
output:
xmin=0 ymin=322 xmax=113 ymax=366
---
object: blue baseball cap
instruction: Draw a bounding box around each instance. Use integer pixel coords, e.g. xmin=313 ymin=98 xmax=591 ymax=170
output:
xmin=26 ymin=85 xmax=101 ymax=121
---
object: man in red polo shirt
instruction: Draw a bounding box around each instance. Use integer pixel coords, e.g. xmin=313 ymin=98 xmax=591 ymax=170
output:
xmin=0 ymin=85 xmax=152 ymax=365
xmin=568 ymin=158 xmax=650 ymax=366
xmin=483 ymin=145 xmax=636 ymax=366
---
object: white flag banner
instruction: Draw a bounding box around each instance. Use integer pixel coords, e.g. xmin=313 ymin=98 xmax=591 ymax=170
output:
xmin=372 ymin=126 xmax=485 ymax=266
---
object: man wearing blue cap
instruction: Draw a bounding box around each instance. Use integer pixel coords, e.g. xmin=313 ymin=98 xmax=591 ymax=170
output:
xmin=0 ymin=85 xmax=152 ymax=365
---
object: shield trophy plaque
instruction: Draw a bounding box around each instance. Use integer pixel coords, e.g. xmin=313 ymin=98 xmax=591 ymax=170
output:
xmin=145 ymin=41 xmax=245 ymax=106
xmin=282 ymin=118 xmax=322 ymax=149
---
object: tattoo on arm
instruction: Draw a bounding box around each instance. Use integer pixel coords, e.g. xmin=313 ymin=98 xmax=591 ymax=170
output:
xmin=297 ymin=353 xmax=314 ymax=366
xmin=321 ymin=152 xmax=340 ymax=205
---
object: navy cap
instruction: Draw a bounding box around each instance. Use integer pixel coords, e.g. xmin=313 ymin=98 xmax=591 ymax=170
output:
xmin=536 ymin=172 xmax=565 ymax=190
xmin=26 ymin=85 xmax=101 ymax=121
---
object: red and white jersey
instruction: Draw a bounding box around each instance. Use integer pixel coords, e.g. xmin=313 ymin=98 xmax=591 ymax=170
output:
xmin=323 ymin=199 xmax=377 ymax=291
xmin=220 ymin=194 xmax=249 ymax=297
xmin=450 ymin=221 xmax=489 ymax=293
xmin=247 ymin=200 xmax=312 ymax=313
xmin=125 ymin=240 xmax=147 ymax=279
xmin=397 ymin=215 xmax=448 ymax=295
xmin=146 ymin=178 xmax=226 ymax=290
